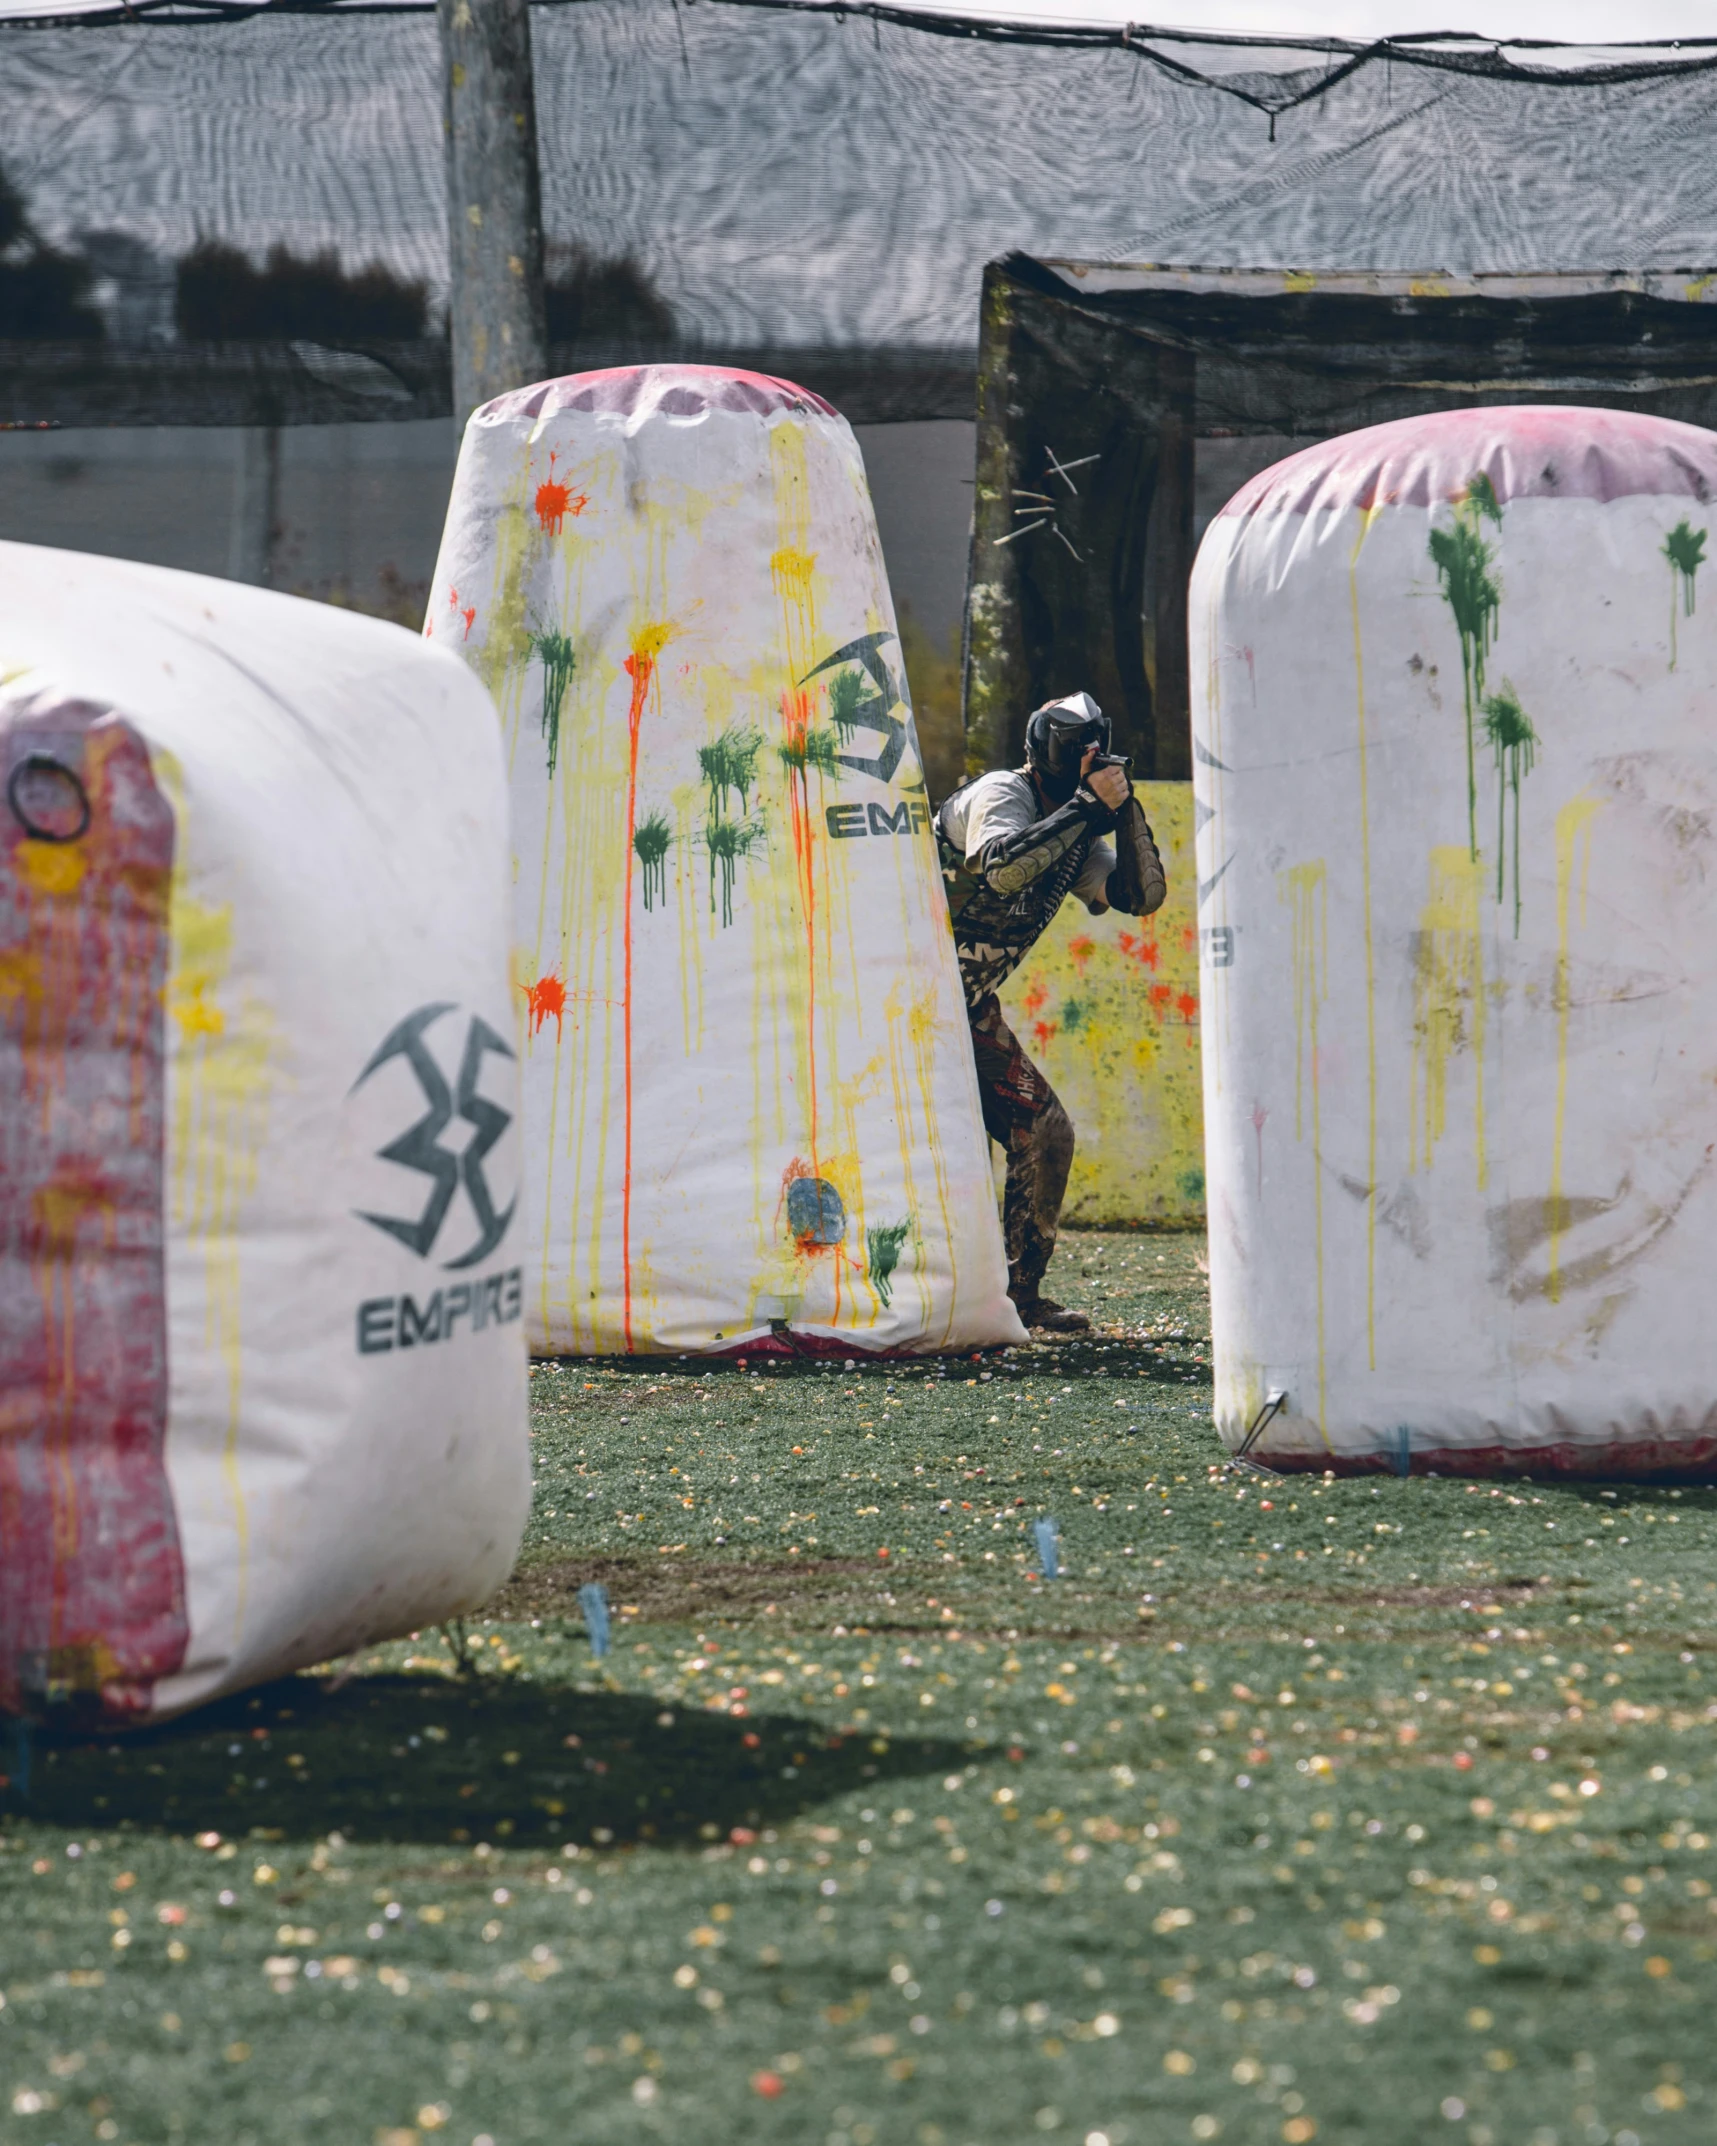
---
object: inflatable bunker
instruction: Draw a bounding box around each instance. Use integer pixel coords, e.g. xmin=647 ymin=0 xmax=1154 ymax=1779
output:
xmin=1 ymin=544 xmax=529 ymax=1723
xmin=429 ymin=364 xmax=1023 ymax=1357
xmin=1193 ymin=407 xmax=1717 ymax=1477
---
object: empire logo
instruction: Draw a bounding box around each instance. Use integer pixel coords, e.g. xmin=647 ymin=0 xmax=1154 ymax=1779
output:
xmin=349 ymin=1002 xmax=522 ymax=1356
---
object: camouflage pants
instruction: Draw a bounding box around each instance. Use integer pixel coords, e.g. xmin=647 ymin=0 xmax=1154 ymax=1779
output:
xmin=967 ymin=992 xmax=1075 ymax=1302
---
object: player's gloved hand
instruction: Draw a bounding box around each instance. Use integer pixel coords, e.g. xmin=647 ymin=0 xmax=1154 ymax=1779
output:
xmin=1081 ymin=746 xmax=1131 ymax=812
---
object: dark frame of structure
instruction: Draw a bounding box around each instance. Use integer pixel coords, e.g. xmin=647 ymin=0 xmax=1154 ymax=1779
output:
xmin=962 ymin=255 xmax=1717 ymax=783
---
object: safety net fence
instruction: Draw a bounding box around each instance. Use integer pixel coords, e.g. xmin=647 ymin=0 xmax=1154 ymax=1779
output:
xmin=1 ymin=1 xmax=1715 ymax=781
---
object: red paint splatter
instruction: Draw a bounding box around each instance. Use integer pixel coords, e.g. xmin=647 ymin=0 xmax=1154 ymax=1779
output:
xmin=1032 ymin=1019 xmax=1058 ymax=1051
xmin=1117 ymin=929 xmax=1160 ymax=972
xmin=1175 ymin=990 xmax=1199 ymax=1025
xmin=522 ymin=972 xmax=566 ymax=1039
xmin=535 ymin=452 xmax=587 ymax=536
xmin=1 ymin=706 xmax=185 ymax=1719
xmin=1067 ymin=934 xmax=1094 ymax=973
xmin=1148 ymin=982 xmax=1173 ymax=1017
xmin=462 ymin=606 xmax=476 ymax=640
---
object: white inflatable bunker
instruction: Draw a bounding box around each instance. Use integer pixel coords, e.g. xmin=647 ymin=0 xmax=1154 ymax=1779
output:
xmin=428 ymin=365 xmax=1022 ymax=1357
xmin=1192 ymin=407 xmax=1717 ymax=1477
xmin=0 ymin=544 xmax=530 ymax=1723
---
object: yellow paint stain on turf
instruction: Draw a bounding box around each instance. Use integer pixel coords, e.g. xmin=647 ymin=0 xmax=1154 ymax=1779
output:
xmin=1548 ymin=792 xmax=1602 ymax=1304
xmin=1279 ymin=859 xmax=1331 ymax=1445
xmin=1410 ymin=846 xmax=1486 ymax=1188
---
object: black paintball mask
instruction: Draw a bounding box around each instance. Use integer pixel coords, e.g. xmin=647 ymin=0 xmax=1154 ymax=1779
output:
xmin=1025 ymin=692 xmax=1111 ymax=805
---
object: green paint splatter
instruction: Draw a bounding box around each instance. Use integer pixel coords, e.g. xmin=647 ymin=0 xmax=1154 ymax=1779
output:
xmin=866 ymin=1219 xmax=913 ymax=1308
xmin=698 ymin=727 xmax=763 ymax=820
xmin=633 ymin=812 xmax=671 ymax=912
xmin=705 ymin=815 xmax=765 ymax=928
xmin=1480 ymin=681 xmax=1538 ymax=939
xmin=778 ymin=727 xmax=844 ymax=779
xmin=1664 ymin=519 xmax=1707 ymax=670
xmin=1465 ymin=472 xmax=1502 ymax=526
xmin=527 ymin=626 xmax=577 ymax=778
xmin=828 ymin=668 xmax=867 ymax=743
xmin=1178 ymin=1166 xmax=1205 ymax=1202
xmin=1428 ymin=474 xmax=1503 ymax=860
xmin=1059 ymin=997 xmax=1090 ymax=1035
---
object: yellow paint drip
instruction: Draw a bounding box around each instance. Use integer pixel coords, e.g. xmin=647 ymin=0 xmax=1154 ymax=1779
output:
xmin=0 ymin=945 xmax=43 ymax=1011
xmin=1279 ymin=859 xmax=1331 ymax=1444
xmin=997 ymin=784 xmax=1202 ymax=1224
xmin=15 ymin=841 xmax=86 ymax=896
xmin=155 ymin=750 xmax=277 ymax=1639
xmin=1548 ymin=791 xmax=1602 ymax=1304
xmin=1349 ymin=503 xmax=1383 ymax=1367
xmin=1409 ymin=846 xmax=1486 ymax=1187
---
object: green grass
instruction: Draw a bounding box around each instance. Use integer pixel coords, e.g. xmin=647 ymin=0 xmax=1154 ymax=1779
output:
xmin=4 ymin=1231 xmax=1715 ymax=2146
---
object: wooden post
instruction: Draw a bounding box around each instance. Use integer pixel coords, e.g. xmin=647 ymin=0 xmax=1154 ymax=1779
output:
xmin=439 ymin=0 xmax=548 ymax=427
xmin=1145 ymin=349 xmax=1196 ymax=782
xmin=961 ymin=264 xmax=1025 ymax=778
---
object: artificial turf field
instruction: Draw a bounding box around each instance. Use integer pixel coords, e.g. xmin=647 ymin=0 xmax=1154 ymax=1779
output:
xmin=3 ymin=1230 xmax=1715 ymax=2146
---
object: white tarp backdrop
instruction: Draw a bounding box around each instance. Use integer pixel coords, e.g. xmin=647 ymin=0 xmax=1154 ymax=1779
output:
xmin=1193 ymin=406 xmax=1717 ymax=1476
xmin=0 ymin=546 xmax=529 ymax=1721
xmin=428 ymin=364 xmax=1023 ymax=1357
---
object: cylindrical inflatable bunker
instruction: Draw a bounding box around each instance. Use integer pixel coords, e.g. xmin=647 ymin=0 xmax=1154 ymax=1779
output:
xmin=1 ymin=544 xmax=530 ymax=1723
xmin=1192 ymin=407 xmax=1717 ymax=1476
xmin=428 ymin=365 xmax=1023 ymax=1357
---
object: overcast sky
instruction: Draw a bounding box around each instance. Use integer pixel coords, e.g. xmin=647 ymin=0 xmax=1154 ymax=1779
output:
xmin=895 ymin=0 xmax=1712 ymax=43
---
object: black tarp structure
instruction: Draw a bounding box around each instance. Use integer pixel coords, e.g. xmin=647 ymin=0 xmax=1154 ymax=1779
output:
xmin=963 ymin=258 xmax=1717 ymax=780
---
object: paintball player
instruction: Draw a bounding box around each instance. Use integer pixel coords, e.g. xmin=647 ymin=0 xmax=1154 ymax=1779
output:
xmin=936 ymin=692 xmax=1167 ymax=1333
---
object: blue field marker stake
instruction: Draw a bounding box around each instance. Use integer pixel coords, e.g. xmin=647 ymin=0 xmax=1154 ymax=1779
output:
xmin=1032 ymin=1517 xmax=1061 ymax=1580
xmin=578 ymin=1583 xmax=611 ymax=1659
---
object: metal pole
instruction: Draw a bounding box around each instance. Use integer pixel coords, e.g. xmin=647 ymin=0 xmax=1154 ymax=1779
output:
xmin=226 ymin=423 xmax=280 ymax=587
xmin=439 ymin=0 xmax=548 ymax=428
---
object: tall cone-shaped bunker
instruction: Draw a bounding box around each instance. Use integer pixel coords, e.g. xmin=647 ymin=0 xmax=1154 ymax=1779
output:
xmin=428 ymin=365 xmax=1022 ymax=1356
xmin=1192 ymin=407 xmax=1717 ymax=1476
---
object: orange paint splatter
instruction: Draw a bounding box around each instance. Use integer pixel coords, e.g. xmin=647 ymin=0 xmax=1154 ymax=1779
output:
xmin=1180 ymin=924 xmax=1198 ymax=954
xmin=1148 ymin=982 xmax=1173 ymax=1016
xmin=1117 ymin=929 xmax=1161 ymax=971
xmin=462 ymin=606 xmax=476 ymax=640
xmin=1067 ymin=934 xmax=1094 ymax=973
xmin=1021 ymin=978 xmax=1048 ymax=1018
xmin=620 ymin=624 xmax=675 ymax=1353
xmin=779 ymin=686 xmax=823 ymax=1168
xmin=1175 ymin=990 xmax=1199 ymax=1025
xmin=523 ymin=972 xmax=566 ymax=1039
xmin=1032 ymin=1019 xmax=1058 ymax=1051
